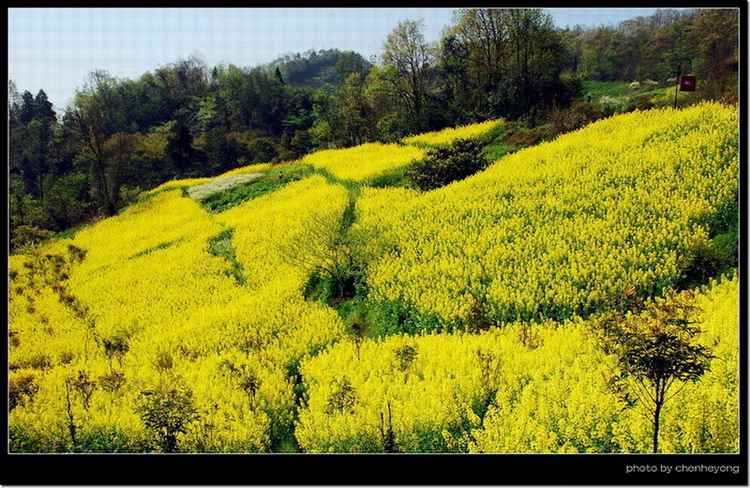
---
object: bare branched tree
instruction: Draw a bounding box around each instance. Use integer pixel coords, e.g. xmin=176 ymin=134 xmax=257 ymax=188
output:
xmin=279 ymin=210 xmax=378 ymax=300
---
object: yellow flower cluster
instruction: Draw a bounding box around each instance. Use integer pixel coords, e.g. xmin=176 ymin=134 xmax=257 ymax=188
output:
xmin=10 ymin=176 xmax=348 ymax=452
xmin=402 ymin=119 xmax=503 ymax=146
xmin=358 ymin=103 xmax=738 ymax=325
xmin=299 ymin=142 xmax=427 ymax=182
xmin=296 ymin=276 xmax=738 ymax=453
xmin=215 ymin=162 xmax=273 ymax=178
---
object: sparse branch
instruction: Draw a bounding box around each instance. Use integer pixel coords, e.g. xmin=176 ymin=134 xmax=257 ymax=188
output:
xmin=599 ymin=290 xmax=714 ymax=453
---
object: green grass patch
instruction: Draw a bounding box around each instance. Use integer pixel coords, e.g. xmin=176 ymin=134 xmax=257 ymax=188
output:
xmin=207 ymin=229 xmax=246 ymax=285
xmin=482 ymin=143 xmax=515 ymax=163
xmin=53 ymin=220 xmax=98 ymax=240
xmin=129 ymin=240 xmax=179 ymax=259
xmin=315 ymin=287 xmax=449 ymax=339
xmin=302 ymin=271 xmax=340 ymax=303
xmin=583 ymin=80 xmax=633 ymax=99
xmin=365 ymin=164 xmax=414 ymax=189
xmin=308 ymin=166 xmax=362 ymax=194
xmin=477 ymin=122 xmax=509 ymax=144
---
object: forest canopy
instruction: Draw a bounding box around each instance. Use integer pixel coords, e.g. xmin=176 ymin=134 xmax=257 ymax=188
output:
xmin=8 ymin=8 xmax=738 ymax=249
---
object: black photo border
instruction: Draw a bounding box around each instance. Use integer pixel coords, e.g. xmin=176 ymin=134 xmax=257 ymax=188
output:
xmin=3 ymin=1 xmax=748 ymax=485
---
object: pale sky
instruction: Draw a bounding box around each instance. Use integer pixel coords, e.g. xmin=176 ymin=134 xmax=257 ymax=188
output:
xmin=8 ymin=8 xmax=675 ymax=112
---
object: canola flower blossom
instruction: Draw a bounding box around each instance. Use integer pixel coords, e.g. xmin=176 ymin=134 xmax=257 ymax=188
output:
xmin=402 ymin=119 xmax=503 ymax=147
xmin=215 ymin=162 xmax=273 ymax=178
xmin=357 ymin=103 xmax=738 ymax=327
xmin=296 ymin=276 xmax=738 ymax=453
xmin=299 ymin=142 xmax=427 ymax=182
xmin=10 ymin=176 xmax=347 ymax=452
xmin=8 ymin=104 xmax=739 ymax=453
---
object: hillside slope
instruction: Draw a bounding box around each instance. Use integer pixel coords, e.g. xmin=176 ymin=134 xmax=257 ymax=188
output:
xmin=8 ymin=105 xmax=739 ymax=453
xmin=356 ymin=103 xmax=738 ymax=329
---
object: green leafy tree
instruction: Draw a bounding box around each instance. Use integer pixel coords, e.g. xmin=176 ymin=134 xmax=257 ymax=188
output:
xmin=279 ymin=211 xmax=377 ymax=300
xmin=450 ymin=9 xmax=508 ymax=94
xmin=67 ymin=70 xmax=124 ymax=215
xmin=382 ymin=19 xmax=434 ymax=132
xmin=43 ymin=173 xmax=90 ymax=230
xmin=363 ymin=66 xmax=411 ymax=143
xmin=443 ymin=9 xmax=571 ymax=120
xmin=598 ymin=290 xmax=714 ymax=453
xmin=167 ymin=123 xmax=195 ymax=175
xmin=135 ymin=386 xmax=200 ymax=453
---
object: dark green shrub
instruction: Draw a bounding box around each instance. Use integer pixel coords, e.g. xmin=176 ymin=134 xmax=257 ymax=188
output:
xmin=408 ymin=139 xmax=488 ymax=191
xmin=11 ymin=225 xmax=54 ymax=253
xmin=676 ymin=241 xmax=735 ymax=291
xmin=66 ymin=244 xmax=88 ymax=263
xmin=102 ymin=335 xmax=130 ymax=367
xmin=9 ymin=330 xmax=20 ymax=348
xmin=325 ymin=377 xmax=357 ymax=414
xmin=347 ymin=312 xmax=368 ymax=360
xmin=465 ymin=298 xmax=494 ymax=333
xmin=134 ymin=386 xmax=200 ymax=453
xmin=547 ymin=100 xmax=612 ymax=135
xmin=394 ymin=345 xmax=418 ymax=372
xmin=10 ymin=374 xmax=39 ymax=411
xmin=503 ymin=123 xmax=555 ymax=148
xmin=99 ymin=370 xmax=127 ymax=392
xmin=153 ymin=351 xmax=175 ymax=372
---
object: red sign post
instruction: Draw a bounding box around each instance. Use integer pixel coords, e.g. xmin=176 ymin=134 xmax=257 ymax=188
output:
xmin=674 ymin=66 xmax=697 ymax=108
xmin=679 ymin=75 xmax=696 ymax=92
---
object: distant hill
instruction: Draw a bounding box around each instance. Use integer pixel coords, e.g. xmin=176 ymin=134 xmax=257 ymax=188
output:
xmin=267 ymin=49 xmax=372 ymax=91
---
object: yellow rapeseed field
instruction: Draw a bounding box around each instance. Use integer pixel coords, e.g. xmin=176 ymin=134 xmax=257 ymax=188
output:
xmin=357 ymin=103 xmax=738 ymax=326
xmin=10 ymin=176 xmax=347 ymax=452
xmin=215 ymin=162 xmax=273 ymax=178
xmin=299 ymin=142 xmax=427 ymax=182
xmin=8 ymin=105 xmax=739 ymax=453
xmin=402 ymin=119 xmax=503 ymax=146
xmin=296 ymin=276 xmax=738 ymax=453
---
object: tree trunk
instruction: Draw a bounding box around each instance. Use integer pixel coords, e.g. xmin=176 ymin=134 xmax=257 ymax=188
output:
xmin=64 ymin=380 xmax=78 ymax=452
xmin=94 ymin=156 xmax=116 ymax=216
xmin=652 ymin=401 xmax=662 ymax=453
